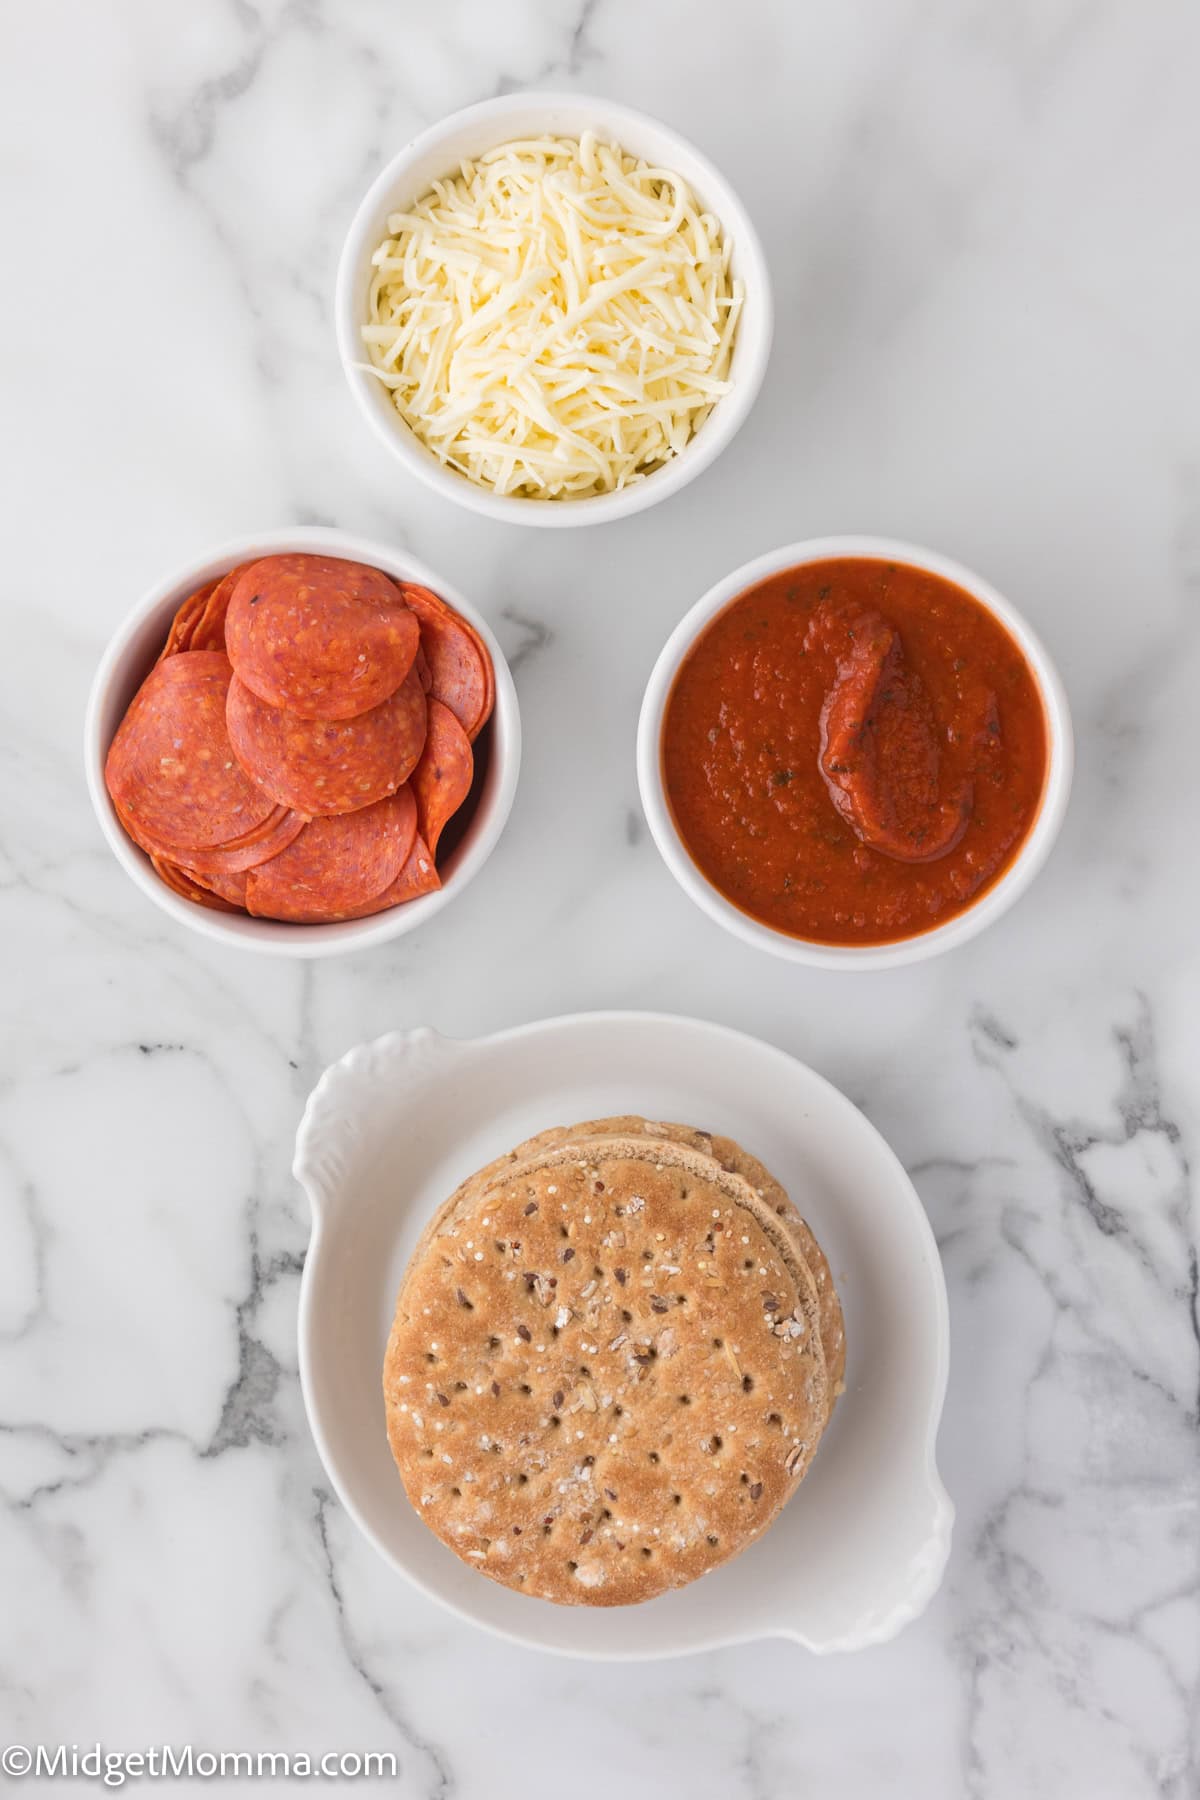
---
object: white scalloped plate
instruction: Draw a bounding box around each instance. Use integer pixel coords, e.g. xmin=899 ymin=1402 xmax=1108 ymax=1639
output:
xmin=294 ymin=1013 xmax=952 ymax=1659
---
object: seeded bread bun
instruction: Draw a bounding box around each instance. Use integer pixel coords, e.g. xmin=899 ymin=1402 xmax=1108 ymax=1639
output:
xmin=383 ymin=1123 xmax=841 ymax=1606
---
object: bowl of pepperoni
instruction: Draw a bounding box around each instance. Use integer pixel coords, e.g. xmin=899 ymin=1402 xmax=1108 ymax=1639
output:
xmin=637 ymin=536 xmax=1072 ymax=970
xmin=85 ymin=528 xmax=520 ymax=956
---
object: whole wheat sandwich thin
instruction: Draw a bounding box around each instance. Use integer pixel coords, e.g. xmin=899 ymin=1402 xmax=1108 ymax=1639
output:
xmin=384 ymin=1119 xmax=844 ymax=1606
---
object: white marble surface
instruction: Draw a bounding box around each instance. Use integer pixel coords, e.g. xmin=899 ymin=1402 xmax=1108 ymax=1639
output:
xmin=3 ymin=2 xmax=1199 ymax=1794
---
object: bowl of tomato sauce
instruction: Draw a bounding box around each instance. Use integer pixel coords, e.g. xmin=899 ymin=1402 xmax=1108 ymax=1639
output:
xmin=637 ymin=537 xmax=1072 ymax=969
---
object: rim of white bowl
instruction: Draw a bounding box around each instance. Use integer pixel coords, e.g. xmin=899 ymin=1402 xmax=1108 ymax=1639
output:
xmin=335 ymin=91 xmax=774 ymax=528
xmin=83 ymin=526 xmax=521 ymax=958
xmin=637 ymin=535 xmax=1074 ymax=971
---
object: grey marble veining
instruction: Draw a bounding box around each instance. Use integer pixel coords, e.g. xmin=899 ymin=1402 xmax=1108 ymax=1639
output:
xmin=2 ymin=1 xmax=1199 ymax=1794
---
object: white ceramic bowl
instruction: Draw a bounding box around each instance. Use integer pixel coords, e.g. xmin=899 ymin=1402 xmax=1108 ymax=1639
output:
xmin=294 ymin=1012 xmax=952 ymax=1659
xmin=84 ymin=526 xmax=520 ymax=957
xmin=637 ymin=536 xmax=1074 ymax=971
xmin=335 ymin=92 xmax=773 ymax=528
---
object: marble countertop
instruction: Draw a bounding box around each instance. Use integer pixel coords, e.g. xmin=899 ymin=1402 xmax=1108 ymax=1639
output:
xmin=3 ymin=2 xmax=1199 ymax=1794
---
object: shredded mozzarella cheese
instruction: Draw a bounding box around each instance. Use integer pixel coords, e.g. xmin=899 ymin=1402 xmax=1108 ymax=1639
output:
xmin=360 ymin=132 xmax=743 ymax=500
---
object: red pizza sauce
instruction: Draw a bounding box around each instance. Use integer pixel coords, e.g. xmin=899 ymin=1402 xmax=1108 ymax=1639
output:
xmin=660 ymin=557 xmax=1048 ymax=946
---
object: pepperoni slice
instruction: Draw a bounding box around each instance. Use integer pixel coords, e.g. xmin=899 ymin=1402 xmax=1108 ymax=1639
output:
xmin=189 ymin=866 xmax=250 ymax=907
xmin=226 ymin=554 xmax=420 ymax=720
xmin=158 ymin=581 xmax=219 ymax=662
xmin=226 ymin=666 xmax=428 ymax=817
xmin=156 ymin=565 xmax=247 ymax=663
xmin=381 ymin=832 xmax=441 ymax=904
xmin=117 ymin=790 xmax=305 ymax=875
xmin=150 ymin=855 xmax=243 ymax=913
xmin=410 ymin=700 xmax=474 ymax=856
xmin=818 ymin=605 xmax=973 ymax=863
xmin=106 ymin=652 xmax=282 ymax=859
xmin=173 ymin=804 xmax=307 ymax=876
xmin=244 ymin=787 xmax=417 ymax=922
xmin=190 ymin=563 xmax=249 ymax=654
xmin=327 ymin=833 xmax=442 ymax=920
xmin=399 ymin=584 xmax=494 ymax=740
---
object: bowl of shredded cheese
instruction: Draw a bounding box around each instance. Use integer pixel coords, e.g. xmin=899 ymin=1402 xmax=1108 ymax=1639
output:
xmin=336 ymin=93 xmax=772 ymax=525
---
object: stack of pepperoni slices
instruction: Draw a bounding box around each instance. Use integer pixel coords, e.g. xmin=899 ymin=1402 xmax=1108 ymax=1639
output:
xmin=105 ymin=553 xmax=494 ymax=923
